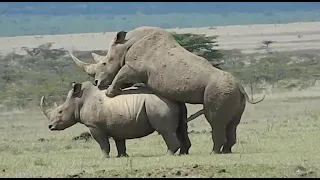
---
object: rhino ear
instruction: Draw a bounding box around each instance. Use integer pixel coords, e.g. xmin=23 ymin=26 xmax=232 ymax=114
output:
xmin=114 ymin=31 xmax=127 ymax=44
xmin=72 ymin=83 xmax=83 ymax=98
xmin=71 ymin=82 xmax=76 ymax=88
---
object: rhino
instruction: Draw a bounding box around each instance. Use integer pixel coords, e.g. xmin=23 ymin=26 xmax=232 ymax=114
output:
xmin=68 ymin=26 xmax=265 ymax=154
xmin=40 ymin=81 xmax=202 ymax=157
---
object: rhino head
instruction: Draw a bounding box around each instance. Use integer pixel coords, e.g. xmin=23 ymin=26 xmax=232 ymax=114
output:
xmin=68 ymin=31 xmax=129 ymax=89
xmin=40 ymin=82 xmax=87 ymax=131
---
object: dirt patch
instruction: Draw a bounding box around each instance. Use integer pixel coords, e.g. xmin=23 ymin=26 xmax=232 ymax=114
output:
xmin=282 ymin=96 xmax=320 ymax=103
xmin=67 ymin=170 xmax=86 ymax=178
xmin=156 ymin=130 xmax=211 ymax=135
xmin=188 ymin=130 xmax=211 ymax=135
xmin=10 ymin=125 xmax=26 ymax=129
xmin=67 ymin=164 xmax=231 ymax=178
xmin=294 ymin=165 xmax=317 ymax=178
xmin=72 ymin=132 xmax=92 ymax=142
xmin=37 ymin=138 xmax=49 ymax=142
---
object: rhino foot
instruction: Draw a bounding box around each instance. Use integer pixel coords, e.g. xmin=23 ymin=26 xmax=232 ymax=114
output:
xmin=222 ymin=146 xmax=232 ymax=154
xmin=178 ymin=153 xmax=188 ymax=156
xmin=210 ymin=150 xmax=222 ymax=155
xmin=101 ymin=154 xmax=110 ymax=159
xmin=116 ymin=153 xmax=129 ymax=158
xmin=105 ymin=87 xmax=121 ymax=98
xmin=165 ymin=149 xmax=178 ymax=156
xmin=178 ymin=150 xmax=189 ymax=155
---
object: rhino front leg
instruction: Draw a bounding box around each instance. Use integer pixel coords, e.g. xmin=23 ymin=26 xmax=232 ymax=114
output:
xmin=106 ymin=64 xmax=140 ymax=98
xmin=89 ymin=128 xmax=110 ymax=158
xmin=114 ymin=139 xmax=129 ymax=158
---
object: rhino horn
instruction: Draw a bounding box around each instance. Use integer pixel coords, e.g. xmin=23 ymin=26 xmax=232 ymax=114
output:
xmin=91 ymin=52 xmax=104 ymax=63
xmin=68 ymin=52 xmax=96 ymax=76
xmin=40 ymin=96 xmax=52 ymax=120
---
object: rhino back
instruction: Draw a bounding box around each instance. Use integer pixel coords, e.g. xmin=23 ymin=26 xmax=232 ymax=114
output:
xmin=125 ymin=29 xmax=223 ymax=104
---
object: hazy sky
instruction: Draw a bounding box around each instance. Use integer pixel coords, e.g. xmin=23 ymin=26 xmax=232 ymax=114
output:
xmin=1 ymin=2 xmax=320 ymax=15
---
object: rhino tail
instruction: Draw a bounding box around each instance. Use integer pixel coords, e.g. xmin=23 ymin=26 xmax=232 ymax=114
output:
xmin=186 ymin=109 xmax=204 ymax=123
xmin=237 ymin=83 xmax=265 ymax=104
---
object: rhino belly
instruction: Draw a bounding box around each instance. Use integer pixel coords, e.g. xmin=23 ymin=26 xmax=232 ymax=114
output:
xmin=147 ymin=76 xmax=206 ymax=104
xmin=105 ymin=116 xmax=155 ymax=140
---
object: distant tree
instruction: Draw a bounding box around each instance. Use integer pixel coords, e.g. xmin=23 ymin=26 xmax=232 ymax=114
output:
xmin=22 ymin=43 xmax=70 ymax=87
xmin=173 ymin=33 xmax=224 ymax=69
xmin=0 ymin=51 xmax=25 ymax=85
xmin=260 ymin=40 xmax=277 ymax=53
xmin=22 ymin=42 xmax=66 ymax=59
xmin=297 ymin=34 xmax=303 ymax=39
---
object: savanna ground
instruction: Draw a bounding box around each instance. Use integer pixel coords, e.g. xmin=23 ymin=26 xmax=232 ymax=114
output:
xmin=0 ymin=90 xmax=320 ymax=178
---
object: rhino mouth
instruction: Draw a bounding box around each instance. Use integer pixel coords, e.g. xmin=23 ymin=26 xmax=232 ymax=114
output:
xmin=48 ymin=125 xmax=63 ymax=131
xmin=49 ymin=126 xmax=57 ymax=131
xmin=95 ymin=81 xmax=110 ymax=90
xmin=97 ymin=84 xmax=109 ymax=90
xmin=49 ymin=128 xmax=64 ymax=131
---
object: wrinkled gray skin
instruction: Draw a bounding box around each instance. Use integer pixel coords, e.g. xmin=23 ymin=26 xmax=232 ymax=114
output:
xmin=40 ymin=81 xmax=198 ymax=157
xmin=69 ymin=26 xmax=265 ymax=154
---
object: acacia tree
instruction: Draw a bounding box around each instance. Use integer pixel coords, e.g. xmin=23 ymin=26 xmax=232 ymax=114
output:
xmin=173 ymin=33 xmax=224 ymax=69
xmin=260 ymin=40 xmax=277 ymax=53
xmin=1 ymin=52 xmax=24 ymax=87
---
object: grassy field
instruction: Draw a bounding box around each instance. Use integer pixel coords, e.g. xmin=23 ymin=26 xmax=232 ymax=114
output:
xmin=0 ymin=90 xmax=319 ymax=178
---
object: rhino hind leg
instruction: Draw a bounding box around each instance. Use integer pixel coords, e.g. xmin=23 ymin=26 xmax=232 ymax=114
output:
xmin=114 ymin=139 xmax=129 ymax=157
xmin=204 ymin=85 xmax=238 ymax=154
xmin=209 ymin=123 xmax=226 ymax=154
xmin=221 ymin=117 xmax=239 ymax=154
xmin=222 ymin=102 xmax=245 ymax=154
xmin=176 ymin=123 xmax=191 ymax=155
xmin=176 ymin=103 xmax=191 ymax=155
xmin=160 ymin=132 xmax=181 ymax=155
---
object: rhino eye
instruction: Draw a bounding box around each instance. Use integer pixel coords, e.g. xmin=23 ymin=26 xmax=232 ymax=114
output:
xmin=58 ymin=110 xmax=62 ymax=114
xmin=102 ymin=63 xmax=106 ymax=66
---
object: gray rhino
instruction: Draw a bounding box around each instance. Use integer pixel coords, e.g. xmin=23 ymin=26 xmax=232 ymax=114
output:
xmin=40 ymin=81 xmax=202 ymax=157
xmin=68 ymin=26 xmax=265 ymax=154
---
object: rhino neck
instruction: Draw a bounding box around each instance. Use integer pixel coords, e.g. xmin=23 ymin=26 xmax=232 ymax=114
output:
xmin=118 ymin=38 xmax=137 ymax=68
xmin=77 ymin=89 xmax=110 ymax=125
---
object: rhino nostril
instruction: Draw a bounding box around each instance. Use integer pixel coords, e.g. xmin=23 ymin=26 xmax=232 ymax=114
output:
xmin=48 ymin=125 xmax=52 ymax=129
xmin=94 ymin=80 xmax=98 ymax=86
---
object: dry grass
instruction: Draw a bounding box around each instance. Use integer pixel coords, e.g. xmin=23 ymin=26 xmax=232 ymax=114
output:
xmin=0 ymin=90 xmax=319 ymax=178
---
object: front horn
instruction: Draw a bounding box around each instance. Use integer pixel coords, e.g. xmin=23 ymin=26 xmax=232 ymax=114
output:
xmin=68 ymin=52 xmax=96 ymax=77
xmin=40 ymin=96 xmax=52 ymax=120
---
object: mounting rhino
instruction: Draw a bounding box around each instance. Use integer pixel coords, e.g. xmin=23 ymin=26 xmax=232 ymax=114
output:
xmin=40 ymin=81 xmax=202 ymax=157
xmin=68 ymin=26 xmax=265 ymax=154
